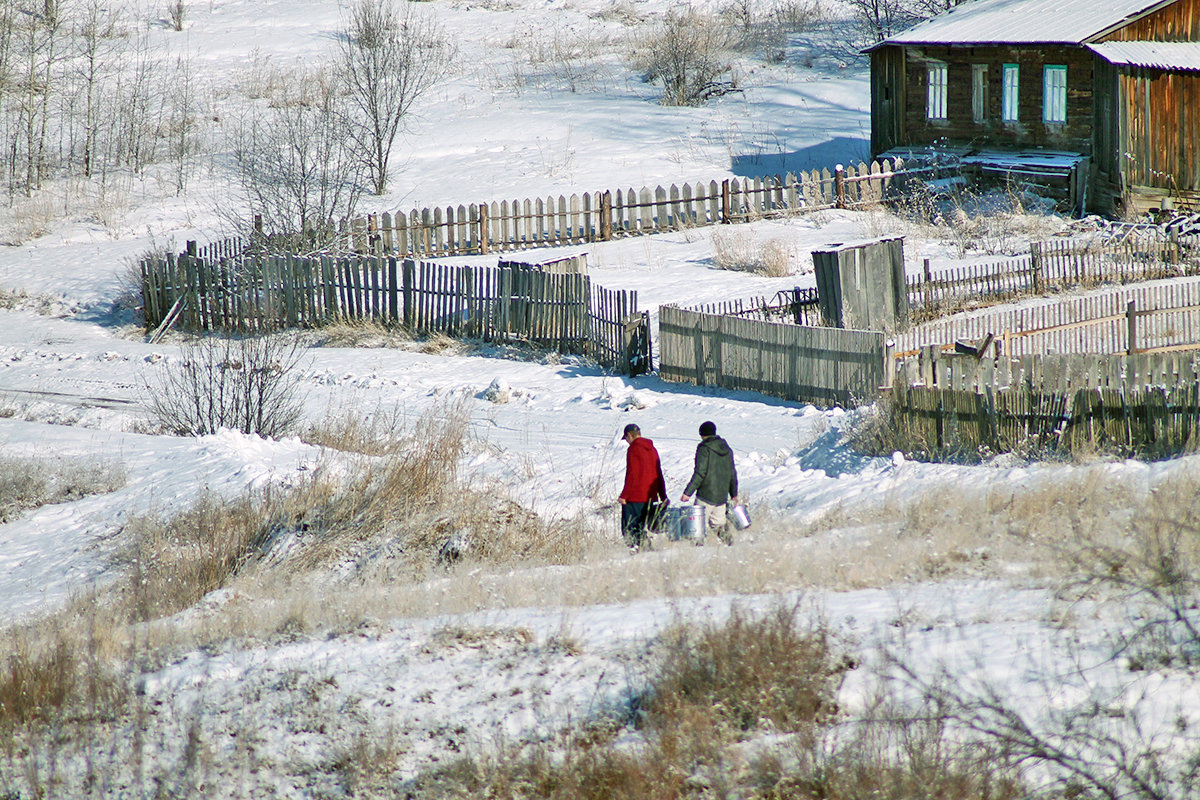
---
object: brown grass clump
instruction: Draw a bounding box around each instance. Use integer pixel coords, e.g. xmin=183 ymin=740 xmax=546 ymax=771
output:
xmin=640 ymin=602 xmax=848 ymax=741
xmin=0 ymin=605 xmax=129 ymax=731
xmin=119 ymin=490 xmax=275 ymax=622
xmin=116 ymin=394 xmax=584 ymax=637
xmin=410 ymin=603 xmax=1025 ymax=800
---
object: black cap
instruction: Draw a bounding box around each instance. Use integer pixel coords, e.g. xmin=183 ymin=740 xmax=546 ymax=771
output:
xmin=623 ymin=423 xmax=640 ymax=437
xmin=699 ymin=421 xmax=716 ymax=436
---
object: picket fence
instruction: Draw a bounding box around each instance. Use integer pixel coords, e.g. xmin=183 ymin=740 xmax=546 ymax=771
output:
xmin=908 ymin=234 xmax=1200 ymax=319
xmin=657 ymin=305 xmax=884 ymax=407
xmin=895 ymin=277 xmax=1200 ymax=360
xmin=141 ymin=252 xmax=645 ymax=373
xmin=331 ymin=160 xmax=930 ymax=259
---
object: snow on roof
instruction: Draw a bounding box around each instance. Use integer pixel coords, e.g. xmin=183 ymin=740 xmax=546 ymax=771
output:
xmin=874 ymin=0 xmax=1171 ymax=47
xmin=1088 ymin=40 xmax=1200 ymax=72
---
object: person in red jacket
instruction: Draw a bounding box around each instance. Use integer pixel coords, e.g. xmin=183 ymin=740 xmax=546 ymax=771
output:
xmin=618 ymin=423 xmax=667 ymax=552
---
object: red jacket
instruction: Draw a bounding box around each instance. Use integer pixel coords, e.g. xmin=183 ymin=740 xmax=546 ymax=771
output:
xmin=620 ymin=437 xmax=667 ymax=503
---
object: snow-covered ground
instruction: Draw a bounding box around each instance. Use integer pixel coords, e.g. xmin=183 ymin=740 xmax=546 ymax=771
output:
xmin=1 ymin=0 xmax=1198 ymax=796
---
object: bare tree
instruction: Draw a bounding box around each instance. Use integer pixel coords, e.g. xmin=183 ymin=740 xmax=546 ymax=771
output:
xmin=69 ymin=0 xmax=123 ymax=179
xmin=629 ymin=7 xmax=739 ymax=107
xmin=4 ymin=0 xmax=66 ymax=197
xmin=166 ymin=52 xmax=200 ymax=194
xmin=228 ymin=66 xmax=365 ymax=247
xmin=337 ymin=0 xmax=455 ymax=195
xmin=846 ymin=0 xmax=965 ymax=46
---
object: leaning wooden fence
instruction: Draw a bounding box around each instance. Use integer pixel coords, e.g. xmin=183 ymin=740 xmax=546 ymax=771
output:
xmin=331 ymin=160 xmax=935 ymax=258
xmin=141 ymin=253 xmax=645 ymax=372
xmin=658 ymin=305 xmax=885 ymax=407
xmin=908 ymin=234 xmax=1200 ymax=318
xmin=895 ymin=277 xmax=1200 ymax=359
xmin=886 ymin=351 xmax=1200 ymax=459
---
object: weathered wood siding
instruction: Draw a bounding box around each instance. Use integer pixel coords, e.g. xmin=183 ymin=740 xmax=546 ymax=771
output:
xmin=1115 ymin=66 xmax=1200 ymax=209
xmin=869 ymin=45 xmax=906 ymax=156
xmin=1098 ymin=0 xmax=1200 ymax=41
xmin=898 ymin=45 xmax=1094 ymax=154
xmin=1091 ymin=56 xmax=1122 ymax=211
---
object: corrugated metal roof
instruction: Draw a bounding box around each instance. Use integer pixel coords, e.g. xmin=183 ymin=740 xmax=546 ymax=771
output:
xmin=875 ymin=0 xmax=1171 ymax=47
xmin=1088 ymin=40 xmax=1200 ymax=71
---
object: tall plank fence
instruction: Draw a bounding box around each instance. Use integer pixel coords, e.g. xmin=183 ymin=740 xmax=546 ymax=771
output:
xmin=141 ymin=253 xmax=645 ymax=373
xmin=333 ymin=160 xmax=935 ymax=258
xmin=658 ymin=305 xmax=885 ymax=407
xmin=884 ymin=351 xmax=1200 ymax=459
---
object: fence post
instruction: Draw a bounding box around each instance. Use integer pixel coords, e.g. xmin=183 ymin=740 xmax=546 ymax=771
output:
xmin=478 ymin=204 xmax=489 ymax=255
xmin=402 ymin=258 xmax=416 ymax=327
xmin=1030 ymin=241 xmax=1043 ymax=293
xmin=721 ymin=179 xmax=731 ymax=224
xmin=1126 ymin=299 xmax=1137 ymax=355
xmin=834 ymin=164 xmax=846 ymax=209
xmin=601 ymin=191 xmax=613 ymax=241
xmin=884 ymin=340 xmax=896 ymax=388
xmin=922 ymin=257 xmax=932 ymax=309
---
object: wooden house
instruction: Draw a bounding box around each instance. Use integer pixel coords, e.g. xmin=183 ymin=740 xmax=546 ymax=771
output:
xmin=866 ymin=0 xmax=1200 ymax=215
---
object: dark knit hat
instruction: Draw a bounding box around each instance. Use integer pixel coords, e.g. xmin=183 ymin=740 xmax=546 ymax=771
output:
xmin=699 ymin=421 xmax=716 ymax=436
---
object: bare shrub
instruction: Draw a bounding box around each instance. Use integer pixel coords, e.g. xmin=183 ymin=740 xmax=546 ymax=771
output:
xmin=723 ymin=0 xmax=823 ymax=63
xmin=141 ymin=334 xmax=308 ymax=438
xmin=628 ymin=7 xmax=739 ymax=106
xmin=885 ymin=655 xmax=1196 ymax=800
xmin=236 ymin=48 xmax=287 ymax=101
xmin=1058 ymin=478 xmax=1200 ymax=670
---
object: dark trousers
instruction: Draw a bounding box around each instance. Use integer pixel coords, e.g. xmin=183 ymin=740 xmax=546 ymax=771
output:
xmin=621 ymin=502 xmax=648 ymax=547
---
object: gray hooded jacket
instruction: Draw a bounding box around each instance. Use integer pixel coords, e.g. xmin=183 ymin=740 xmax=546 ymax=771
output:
xmin=683 ymin=435 xmax=738 ymax=505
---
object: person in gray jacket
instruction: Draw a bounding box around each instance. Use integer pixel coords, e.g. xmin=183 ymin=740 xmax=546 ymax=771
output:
xmin=680 ymin=420 xmax=739 ymax=545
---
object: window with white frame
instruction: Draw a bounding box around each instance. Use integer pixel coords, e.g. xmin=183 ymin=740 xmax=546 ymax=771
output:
xmin=1002 ymin=63 xmax=1020 ymax=122
xmin=1043 ymin=65 xmax=1067 ymax=123
xmin=972 ymin=64 xmax=988 ymax=123
xmin=927 ymin=61 xmax=948 ymax=120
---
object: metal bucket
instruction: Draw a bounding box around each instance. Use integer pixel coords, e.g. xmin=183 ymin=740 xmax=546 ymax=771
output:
xmin=729 ymin=504 xmax=751 ymax=531
xmin=667 ymin=505 xmax=706 ymax=541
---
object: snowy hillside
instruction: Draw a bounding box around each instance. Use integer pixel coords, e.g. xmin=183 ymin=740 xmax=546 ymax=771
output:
xmin=1 ymin=0 xmax=1198 ymax=797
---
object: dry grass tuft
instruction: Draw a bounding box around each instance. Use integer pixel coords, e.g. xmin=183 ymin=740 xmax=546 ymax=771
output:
xmin=302 ymin=319 xmax=413 ymax=348
xmin=409 ymin=603 xmax=1020 ymax=800
xmin=115 ymin=395 xmax=586 ymax=641
xmin=641 ymin=602 xmax=848 ymax=742
xmin=119 ymin=490 xmax=277 ymax=622
xmin=711 ymin=228 xmax=795 ymax=276
xmin=0 ymin=455 xmax=125 ymax=524
xmin=0 ymin=604 xmax=129 ymax=731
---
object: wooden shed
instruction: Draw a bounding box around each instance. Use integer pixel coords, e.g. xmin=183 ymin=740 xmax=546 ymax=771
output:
xmin=866 ymin=0 xmax=1200 ymax=215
